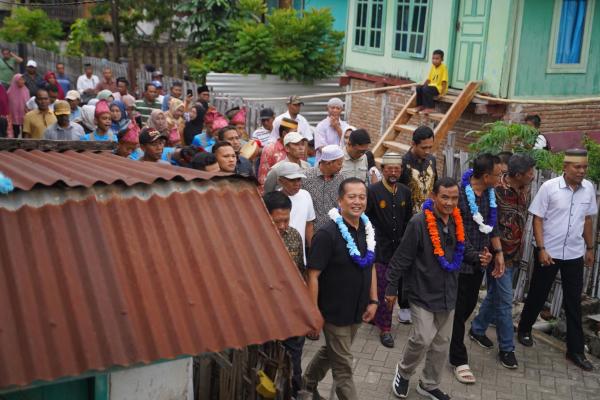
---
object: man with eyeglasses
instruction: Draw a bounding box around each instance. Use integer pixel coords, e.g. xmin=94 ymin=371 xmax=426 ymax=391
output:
xmin=341 ymin=128 xmax=371 ymax=183
xmin=449 ymin=153 xmax=504 ymax=385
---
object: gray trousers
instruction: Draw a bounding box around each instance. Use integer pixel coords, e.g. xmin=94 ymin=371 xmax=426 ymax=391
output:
xmin=398 ymin=304 xmax=454 ymax=391
xmin=303 ymin=322 xmax=361 ymax=400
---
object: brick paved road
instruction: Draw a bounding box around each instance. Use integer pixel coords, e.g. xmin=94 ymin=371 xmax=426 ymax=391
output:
xmin=302 ymin=318 xmax=600 ymax=400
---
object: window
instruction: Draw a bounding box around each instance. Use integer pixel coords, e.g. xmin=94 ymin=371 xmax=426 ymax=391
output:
xmin=547 ymin=0 xmax=595 ymax=73
xmin=354 ymin=0 xmax=386 ymax=54
xmin=393 ymin=0 xmax=430 ymax=58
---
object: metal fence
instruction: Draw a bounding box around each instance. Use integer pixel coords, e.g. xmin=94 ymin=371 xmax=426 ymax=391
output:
xmin=0 ymin=41 xmax=128 ymax=90
xmin=208 ymin=72 xmax=346 ymax=132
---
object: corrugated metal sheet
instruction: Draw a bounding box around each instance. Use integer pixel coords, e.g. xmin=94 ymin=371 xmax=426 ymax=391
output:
xmin=207 ymin=72 xmax=346 ymax=127
xmin=0 ymin=151 xmax=321 ymax=390
xmin=0 ymin=150 xmax=217 ymax=192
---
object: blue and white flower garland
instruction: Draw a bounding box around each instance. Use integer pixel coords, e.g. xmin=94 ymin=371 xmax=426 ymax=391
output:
xmin=328 ymin=208 xmax=376 ymax=268
xmin=461 ymin=169 xmax=497 ymax=234
xmin=0 ymin=172 xmax=13 ymax=194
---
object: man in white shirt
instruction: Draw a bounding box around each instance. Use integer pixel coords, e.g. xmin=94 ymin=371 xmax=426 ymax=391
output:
xmin=76 ymin=63 xmax=99 ymax=97
xmin=278 ymin=162 xmax=316 ymax=262
xmin=517 ymin=149 xmax=597 ymax=372
xmin=271 ymin=95 xmax=313 ymax=142
xmin=315 ymin=97 xmax=349 ymax=160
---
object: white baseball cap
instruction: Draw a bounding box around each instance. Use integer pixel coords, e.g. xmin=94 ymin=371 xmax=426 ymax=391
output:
xmin=278 ymin=162 xmax=307 ymax=180
xmin=26 ymin=60 xmax=37 ymax=68
xmin=65 ymin=90 xmax=81 ymax=101
xmin=283 ymin=132 xmax=307 ymax=146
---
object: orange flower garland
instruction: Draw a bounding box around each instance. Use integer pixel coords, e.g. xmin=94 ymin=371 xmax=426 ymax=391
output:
xmin=422 ymin=198 xmax=465 ymax=271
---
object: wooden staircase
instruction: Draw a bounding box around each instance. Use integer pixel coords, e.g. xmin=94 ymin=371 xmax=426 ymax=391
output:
xmin=372 ymin=81 xmax=482 ymax=164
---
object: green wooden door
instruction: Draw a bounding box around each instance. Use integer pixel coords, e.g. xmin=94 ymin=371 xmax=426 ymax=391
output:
xmin=452 ymin=0 xmax=491 ymax=89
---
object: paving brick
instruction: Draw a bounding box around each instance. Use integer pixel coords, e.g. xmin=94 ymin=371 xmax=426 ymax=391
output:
xmin=303 ymin=319 xmax=600 ymax=400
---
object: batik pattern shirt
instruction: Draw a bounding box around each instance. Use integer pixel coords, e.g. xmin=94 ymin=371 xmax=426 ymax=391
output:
xmin=258 ymin=140 xmax=286 ymax=189
xmin=282 ymin=226 xmax=305 ymax=276
xmin=399 ymin=151 xmax=438 ymax=213
xmin=495 ymin=176 xmax=530 ymax=266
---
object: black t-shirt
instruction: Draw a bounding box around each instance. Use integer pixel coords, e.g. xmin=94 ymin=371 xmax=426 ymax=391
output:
xmin=307 ymin=219 xmax=373 ymax=326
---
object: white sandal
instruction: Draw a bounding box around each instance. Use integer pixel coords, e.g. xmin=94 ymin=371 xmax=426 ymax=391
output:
xmin=454 ymin=364 xmax=476 ymax=384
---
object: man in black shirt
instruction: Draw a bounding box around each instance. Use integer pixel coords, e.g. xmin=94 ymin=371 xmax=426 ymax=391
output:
xmin=366 ymin=152 xmax=412 ymax=348
xmin=303 ymin=178 xmax=378 ymax=400
xmin=399 ymin=126 xmax=438 ymax=213
xmin=385 ymin=178 xmax=489 ymax=400
xmin=450 ymin=153 xmax=505 ymax=385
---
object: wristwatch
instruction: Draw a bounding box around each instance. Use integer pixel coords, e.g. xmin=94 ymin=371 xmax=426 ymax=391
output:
xmin=368 ymin=299 xmax=380 ymax=306
xmin=538 ymin=246 xmax=546 ymax=251
xmin=493 ymin=248 xmax=503 ymax=255
xmin=587 ymin=246 xmax=594 ymax=251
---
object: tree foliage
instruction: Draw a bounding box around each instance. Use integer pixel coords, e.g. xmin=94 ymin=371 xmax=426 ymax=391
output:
xmin=89 ymin=0 xmax=181 ymax=44
xmin=0 ymin=7 xmax=63 ymax=51
xmin=66 ymin=19 xmax=105 ymax=57
xmin=187 ymin=3 xmax=344 ymax=82
xmin=176 ymin=0 xmax=239 ymax=45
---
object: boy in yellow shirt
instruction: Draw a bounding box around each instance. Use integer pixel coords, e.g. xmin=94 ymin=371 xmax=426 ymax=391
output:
xmin=416 ymin=49 xmax=448 ymax=114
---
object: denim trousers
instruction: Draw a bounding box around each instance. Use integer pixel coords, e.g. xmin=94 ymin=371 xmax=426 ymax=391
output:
xmin=471 ymin=266 xmax=515 ymax=352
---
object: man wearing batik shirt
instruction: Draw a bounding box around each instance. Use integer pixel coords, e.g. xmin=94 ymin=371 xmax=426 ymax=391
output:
xmin=400 ymin=126 xmax=438 ymax=213
xmin=470 ymin=154 xmax=535 ymax=370
xmin=303 ymin=145 xmax=345 ymax=231
xmin=262 ymin=190 xmax=305 ymax=396
xmin=366 ymin=152 xmax=412 ymax=348
xmin=450 ymin=153 xmax=504 ymax=385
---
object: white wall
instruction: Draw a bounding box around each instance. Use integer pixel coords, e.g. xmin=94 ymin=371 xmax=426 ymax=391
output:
xmin=110 ymin=358 xmax=194 ymax=400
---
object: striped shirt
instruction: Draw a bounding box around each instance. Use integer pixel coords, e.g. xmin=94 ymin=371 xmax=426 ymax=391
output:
xmin=134 ymin=99 xmax=162 ymax=124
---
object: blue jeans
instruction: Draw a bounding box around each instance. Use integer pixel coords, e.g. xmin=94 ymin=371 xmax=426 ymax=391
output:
xmin=471 ymin=267 xmax=514 ymax=352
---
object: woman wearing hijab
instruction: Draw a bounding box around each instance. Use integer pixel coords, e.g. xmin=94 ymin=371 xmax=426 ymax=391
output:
xmin=7 ymin=74 xmax=30 ymax=138
xmin=110 ymin=100 xmax=129 ymax=133
xmin=43 ymin=72 xmax=65 ymax=100
xmin=183 ymin=104 xmax=205 ymax=146
xmin=97 ymin=89 xmax=114 ymax=102
xmin=146 ymin=109 xmax=172 ymax=143
xmin=165 ymin=98 xmax=185 ymax=147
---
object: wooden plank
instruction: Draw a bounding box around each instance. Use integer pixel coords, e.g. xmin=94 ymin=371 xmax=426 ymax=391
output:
xmin=383 ymin=141 xmax=411 ymax=154
xmin=407 ymin=108 xmax=445 ymax=121
xmin=432 ymin=81 xmax=481 ymax=151
xmin=394 ymin=124 xmax=419 ymax=134
xmin=371 ymin=92 xmax=417 ymax=159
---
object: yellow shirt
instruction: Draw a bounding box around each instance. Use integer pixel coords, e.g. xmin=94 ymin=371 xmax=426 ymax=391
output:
xmin=427 ymin=63 xmax=448 ymax=96
xmin=23 ymin=109 xmax=57 ymax=139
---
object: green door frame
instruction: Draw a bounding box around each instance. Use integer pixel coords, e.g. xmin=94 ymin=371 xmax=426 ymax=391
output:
xmin=446 ymin=0 xmax=460 ymax=90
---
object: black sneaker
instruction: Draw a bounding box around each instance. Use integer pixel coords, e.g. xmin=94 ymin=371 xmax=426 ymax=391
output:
xmin=416 ymin=382 xmax=451 ymax=400
xmin=392 ymin=364 xmax=409 ymax=398
xmin=499 ymin=351 xmax=518 ymax=369
xmin=380 ymin=332 xmax=395 ymax=348
xmin=468 ymin=328 xmax=494 ymax=349
xmin=517 ymin=331 xmax=534 ymax=347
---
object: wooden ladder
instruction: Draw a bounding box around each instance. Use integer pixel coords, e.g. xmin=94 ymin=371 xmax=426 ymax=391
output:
xmin=371 ymin=81 xmax=481 ymax=164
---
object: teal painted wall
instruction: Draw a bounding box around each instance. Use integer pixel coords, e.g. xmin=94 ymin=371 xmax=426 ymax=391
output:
xmin=343 ymin=0 xmax=513 ymax=96
xmin=305 ymin=0 xmax=349 ymax=31
xmin=513 ymin=0 xmax=600 ymax=97
xmin=3 ymin=378 xmax=92 ymax=400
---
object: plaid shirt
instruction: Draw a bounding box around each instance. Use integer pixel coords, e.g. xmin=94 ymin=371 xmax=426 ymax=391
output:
xmin=458 ymin=184 xmax=499 ymax=274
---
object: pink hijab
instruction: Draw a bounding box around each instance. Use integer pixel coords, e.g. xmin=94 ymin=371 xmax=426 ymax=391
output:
xmin=7 ymin=74 xmax=30 ymax=125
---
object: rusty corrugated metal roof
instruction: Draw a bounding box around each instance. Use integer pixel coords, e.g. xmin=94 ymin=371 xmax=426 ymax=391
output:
xmin=0 ymin=149 xmax=218 ymax=191
xmin=0 ymin=151 xmax=321 ymax=390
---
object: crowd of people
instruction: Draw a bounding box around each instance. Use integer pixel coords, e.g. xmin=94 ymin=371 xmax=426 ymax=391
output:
xmin=1 ymin=51 xmax=597 ymax=400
